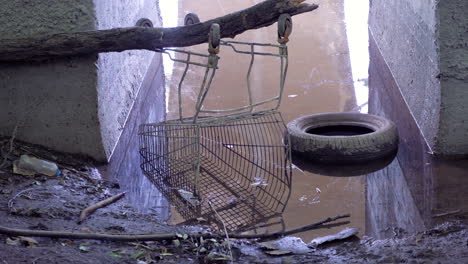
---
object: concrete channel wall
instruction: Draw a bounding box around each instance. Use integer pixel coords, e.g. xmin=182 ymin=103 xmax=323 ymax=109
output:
xmin=436 ymin=0 xmax=468 ymax=155
xmin=0 ymin=0 xmax=163 ymax=162
xmin=369 ymin=0 xmax=468 ymax=155
xmin=369 ymin=0 xmax=440 ymax=153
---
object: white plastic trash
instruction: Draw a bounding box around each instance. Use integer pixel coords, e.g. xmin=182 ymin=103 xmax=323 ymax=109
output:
xmin=15 ymin=155 xmax=60 ymax=176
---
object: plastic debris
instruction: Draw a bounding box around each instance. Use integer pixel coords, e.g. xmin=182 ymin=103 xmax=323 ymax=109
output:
xmin=13 ymin=155 xmax=60 ymax=176
xmin=308 ymin=227 xmax=359 ymax=247
xmin=270 ymin=236 xmax=311 ymax=254
xmin=177 ymin=189 xmax=200 ymax=206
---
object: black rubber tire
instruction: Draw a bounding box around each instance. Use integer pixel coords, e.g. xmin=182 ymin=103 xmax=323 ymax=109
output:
xmin=135 ymin=18 xmax=154 ymax=28
xmin=277 ymin=14 xmax=292 ymax=39
xmin=208 ymin=23 xmax=220 ymax=49
xmin=184 ymin=13 xmax=200 ymax=26
xmin=286 ymin=112 xmax=399 ymax=164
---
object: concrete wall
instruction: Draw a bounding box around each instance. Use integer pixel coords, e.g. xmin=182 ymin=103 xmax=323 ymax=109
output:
xmin=94 ymin=0 xmax=160 ymax=160
xmin=0 ymin=0 xmax=162 ymax=162
xmin=369 ymin=0 xmax=440 ymax=153
xmin=436 ymin=0 xmax=468 ymax=154
xmin=369 ymin=0 xmax=468 ymax=155
xmin=0 ymin=0 xmax=105 ymax=160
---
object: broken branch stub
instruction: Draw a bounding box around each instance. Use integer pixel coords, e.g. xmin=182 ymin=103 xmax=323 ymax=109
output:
xmin=0 ymin=0 xmax=318 ymax=62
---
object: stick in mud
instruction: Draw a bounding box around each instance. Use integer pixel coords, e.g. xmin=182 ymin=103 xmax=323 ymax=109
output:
xmin=78 ymin=192 xmax=126 ymax=224
xmin=0 ymin=214 xmax=350 ymax=242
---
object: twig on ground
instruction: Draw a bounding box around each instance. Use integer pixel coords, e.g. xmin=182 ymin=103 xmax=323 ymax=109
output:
xmin=78 ymin=192 xmax=126 ymax=224
xmin=8 ymin=188 xmax=43 ymax=212
xmin=0 ymin=124 xmax=19 ymax=170
xmin=230 ymin=214 xmax=351 ymax=240
xmin=0 ymin=214 xmax=350 ymax=242
xmin=432 ymin=209 xmax=462 ymax=218
xmin=208 ymin=200 xmax=233 ymax=262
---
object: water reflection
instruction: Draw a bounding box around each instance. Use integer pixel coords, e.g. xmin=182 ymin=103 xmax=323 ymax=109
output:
xmin=292 ymin=153 xmax=396 ymax=177
xmin=367 ymin=26 xmax=468 ymax=238
xmin=344 ymin=0 xmax=369 ymax=113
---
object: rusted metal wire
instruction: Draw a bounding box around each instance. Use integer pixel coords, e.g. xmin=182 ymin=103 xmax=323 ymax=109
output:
xmin=139 ymin=19 xmax=293 ymax=232
xmin=140 ymin=112 xmax=292 ymax=232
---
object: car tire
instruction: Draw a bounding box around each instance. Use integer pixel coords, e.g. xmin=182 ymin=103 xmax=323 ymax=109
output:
xmin=286 ymin=112 xmax=399 ymax=164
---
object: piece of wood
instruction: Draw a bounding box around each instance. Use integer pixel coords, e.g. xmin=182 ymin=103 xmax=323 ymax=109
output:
xmin=0 ymin=214 xmax=350 ymax=242
xmin=0 ymin=0 xmax=318 ymax=62
xmin=78 ymin=192 xmax=126 ymax=224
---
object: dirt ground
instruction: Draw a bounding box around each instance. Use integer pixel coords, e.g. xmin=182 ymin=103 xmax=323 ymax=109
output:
xmin=0 ymin=139 xmax=467 ymax=264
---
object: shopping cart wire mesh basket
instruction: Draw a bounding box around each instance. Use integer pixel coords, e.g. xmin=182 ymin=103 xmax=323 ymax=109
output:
xmin=139 ymin=14 xmax=293 ymax=232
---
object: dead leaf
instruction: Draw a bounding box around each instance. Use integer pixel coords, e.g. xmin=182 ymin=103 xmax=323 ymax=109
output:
xmin=109 ymin=252 xmax=123 ymax=258
xmin=5 ymin=237 xmax=21 ymax=246
xmin=80 ymin=227 xmax=93 ymax=233
xmin=131 ymin=250 xmax=146 ymax=260
xmin=173 ymin=239 xmax=180 ymax=247
xmin=205 ymin=252 xmax=232 ymax=261
xmin=18 ymin=236 xmax=38 ymax=247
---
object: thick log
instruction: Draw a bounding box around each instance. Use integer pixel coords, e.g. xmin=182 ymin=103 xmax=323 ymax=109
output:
xmin=0 ymin=0 xmax=318 ymax=62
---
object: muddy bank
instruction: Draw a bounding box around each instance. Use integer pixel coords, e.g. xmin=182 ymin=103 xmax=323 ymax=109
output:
xmin=0 ymin=140 xmax=466 ymax=264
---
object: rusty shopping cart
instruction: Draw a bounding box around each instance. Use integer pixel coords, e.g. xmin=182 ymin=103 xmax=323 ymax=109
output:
xmin=139 ymin=14 xmax=293 ymax=232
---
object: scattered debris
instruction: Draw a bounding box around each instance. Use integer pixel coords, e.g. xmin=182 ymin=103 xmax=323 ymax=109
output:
xmin=270 ymin=236 xmax=310 ymax=254
xmin=309 ymin=227 xmax=359 ymax=247
xmin=177 ymin=189 xmax=200 ymax=206
xmin=6 ymin=236 xmax=38 ymax=247
xmin=79 ymin=244 xmax=90 ymax=253
xmin=251 ymin=177 xmax=269 ymax=186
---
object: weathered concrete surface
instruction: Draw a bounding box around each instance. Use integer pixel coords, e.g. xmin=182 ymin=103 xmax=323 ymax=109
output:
xmin=436 ymin=0 xmax=468 ymax=155
xmin=0 ymin=0 xmax=163 ymax=161
xmin=368 ymin=5 xmax=468 ymax=236
xmin=369 ymin=0 xmax=440 ymax=153
xmin=94 ymin=0 xmax=161 ymax=160
xmin=0 ymin=0 xmax=105 ymax=160
xmin=369 ymin=0 xmax=468 ymax=155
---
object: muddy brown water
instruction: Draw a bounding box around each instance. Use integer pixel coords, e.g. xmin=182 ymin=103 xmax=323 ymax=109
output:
xmin=126 ymin=0 xmax=468 ymax=244
xmin=159 ymin=0 xmax=363 ymax=243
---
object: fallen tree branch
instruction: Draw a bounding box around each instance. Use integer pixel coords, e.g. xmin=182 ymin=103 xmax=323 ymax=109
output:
xmin=0 ymin=0 xmax=318 ymax=62
xmin=0 ymin=214 xmax=349 ymax=241
xmin=78 ymin=192 xmax=126 ymax=224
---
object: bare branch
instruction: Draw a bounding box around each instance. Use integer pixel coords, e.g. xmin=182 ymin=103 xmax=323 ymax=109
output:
xmin=0 ymin=0 xmax=318 ymax=62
